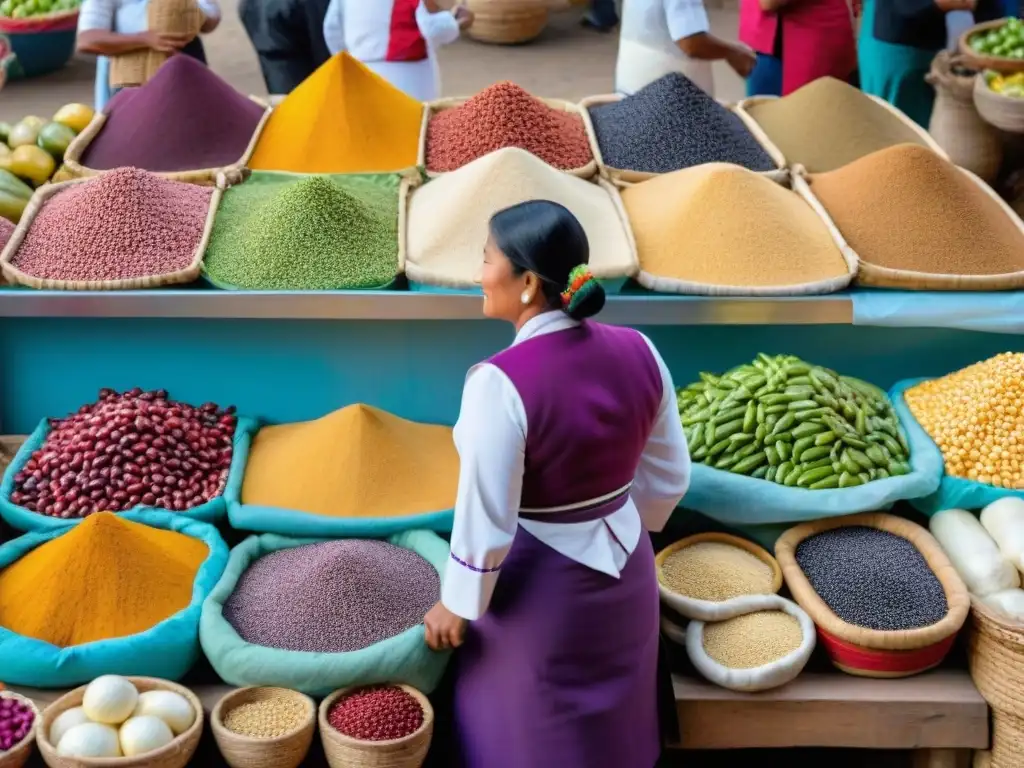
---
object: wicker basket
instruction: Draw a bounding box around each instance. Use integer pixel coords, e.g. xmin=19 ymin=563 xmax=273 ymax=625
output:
xmin=319 ymin=686 xmax=433 ymax=768
xmin=775 ymin=512 xmax=971 ymax=678
xmin=0 ymin=176 xmax=220 ymax=290
xmin=974 ymin=74 xmax=1024 ymax=135
xmin=0 ymin=691 xmax=40 ymax=768
xmin=959 ymin=20 xmax=1024 ymax=74
xmin=989 ymin=709 xmax=1024 ymax=767
xmin=465 ymin=0 xmax=548 ymax=44
xmin=211 ymin=687 xmax=316 ymax=768
xmin=36 ymin=678 xmax=203 ymax=768
xmin=968 ymin=598 xmax=1024 ymax=718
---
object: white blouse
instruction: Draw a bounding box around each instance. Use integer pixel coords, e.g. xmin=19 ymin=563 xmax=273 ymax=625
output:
xmin=441 ymin=312 xmax=691 ymax=621
xmin=615 ymin=0 xmax=715 ymax=96
xmin=78 ymin=0 xmax=221 ymax=34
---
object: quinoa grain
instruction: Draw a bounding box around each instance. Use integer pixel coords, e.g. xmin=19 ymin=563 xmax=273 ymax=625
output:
xmin=660 ymin=541 xmax=775 ymax=601
xmin=702 ymin=611 xmax=803 ymax=668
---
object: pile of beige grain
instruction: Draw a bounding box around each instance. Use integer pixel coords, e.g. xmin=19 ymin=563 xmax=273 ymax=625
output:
xmin=660 ymin=541 xmax=775 ymax=602
xmin=703 ymin=611 xmax=803 ymax=668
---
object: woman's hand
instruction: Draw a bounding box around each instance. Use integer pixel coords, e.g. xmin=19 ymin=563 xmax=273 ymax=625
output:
xmin=424 ymin=602 xmax=468 ymax=651
xmin=141 ymin=30 xmax=193 ymax=53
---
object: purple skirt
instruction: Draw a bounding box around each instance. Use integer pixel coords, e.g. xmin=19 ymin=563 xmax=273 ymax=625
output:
xmin=453 ymin=527 xmax=661 ymax=768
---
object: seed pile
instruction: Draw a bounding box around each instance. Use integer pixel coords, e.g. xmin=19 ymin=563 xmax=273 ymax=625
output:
xmin=425 ymin=82 xmax=593 ymax=172
xmin=81 ymin=56 xmax=265 ymax=173
xmin=241 ymin=404 xmax=458 ymax=518
xmin=623 ymin=164 xmax=847 ymax=288
xmin=250 ymin=53 xmax=423 ymax=174
xmin=204 ymin=173 xmax=399 ymax=290
xmin=660 ymin=541 xmax=774 ymax=601
xmin=407 ymin=147 xmax=634 ymax=287
xmin=702 ymin=611 xmax=803 ymax=668
xmin=11 ymin=168 xmax=211 ymax=282
xmin=328 ymin=686 xmax=424 ymax=742
xmin=224 ymin=539 xmax=439 ymax=652
xmin=745 ymin=77 xmax=926 ymax=173
xmin=0 ymin=513 xmax=207 ymax=647
xmin=676 ymin=354 xmax=912 ymax=487
xmin=906 ymin=353 xmax=1024 ymax=489
xmin=810 ymin=145 xmax=1024 ymax=277
xmin=796 ymin=526 xmax=948 ymax=631
xmin=223 ymin=698 xmax=307 ymax=739
xmin=0 ymin=217 xmax=13 ymax=250
xmin=11 ymin=387 xmax=237 ymax=517
xmin=589 ymin=74 xmax=775 ymax=173
xmin=0 ymin=697 xmax=34 ymax=753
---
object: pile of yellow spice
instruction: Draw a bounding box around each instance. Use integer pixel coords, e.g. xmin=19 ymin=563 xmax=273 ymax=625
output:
xmin=905 ymin=353 xmax=1024 ymax=489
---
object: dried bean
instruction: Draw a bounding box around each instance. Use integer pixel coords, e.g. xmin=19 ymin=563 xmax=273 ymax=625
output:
xmin=328 ymin=686 xmax=423 ymax=742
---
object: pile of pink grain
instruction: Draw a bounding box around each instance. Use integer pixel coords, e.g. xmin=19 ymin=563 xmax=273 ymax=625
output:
xmin=0 ymin=217 xmax=13 ymax=252
xmin=11 ymin=167 xmax=213 ymax=282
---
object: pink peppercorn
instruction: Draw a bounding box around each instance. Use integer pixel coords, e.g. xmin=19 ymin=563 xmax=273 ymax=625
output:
xmin=328 ymin=686 xmax=424 ymax=742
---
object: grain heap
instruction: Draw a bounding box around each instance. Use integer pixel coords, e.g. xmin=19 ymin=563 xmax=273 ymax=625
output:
xmin=0 ymin=217 xmax=13 ymax=250
xmin=224 ymin=539 xmax=439 ymax=652
xmin=0 ymin=513 xmax=207 ymax=647
xmin=327 ymin=686 xmax=424 ymax=741
xmin=702 ymin=612 xmax=803 ymax=668
xmin=622 ymin=164 xmax=848 ymax=289
xmin=905 ymin=353 xmax=1024 ymax=489
xmin=660 ymin=542 xmax=774 ymax=601
xmin=10 ymin=168 xmax=211 ymax=283
xmin=240 ymin=404 xmax=458 ymax=516
xmin=406 ymin=147 xmax=634 ymax=287
xmin=425 ymin=82 xmax=593 ymax=172
xmin=224 ymin=698 xmax=306 ymax=739
xmin=589 ymin=74 xmax=774 ymax=173
xmin=203 ymin=174 xmax=400 ymax=290
xmin=745 ymin=77 xmax=927 ymax=172
xmin=249 ymin=53 xmax=423 ymax=174
xmin=80 ymin=56 xmax=265 ymax=173
xmin=796 ymin=526 xmax=947 ymax=631
xmin=809 ymin=145 xmax=1024 ymax=278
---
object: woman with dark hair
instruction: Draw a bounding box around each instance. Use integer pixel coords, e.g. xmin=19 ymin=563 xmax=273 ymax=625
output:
xmin=423 ymin=200 xmax=691 ymax=768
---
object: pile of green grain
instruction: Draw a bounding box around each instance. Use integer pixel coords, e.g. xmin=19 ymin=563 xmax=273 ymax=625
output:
xmin=703 ymin=611 xmax=803 ymax=668
xmin=203 ymin=172 xmax=401 ymax=290
xmin=746 ymin=77 xmax=927 ymax=173
xmin=809 ymin=144 xmax=1024 ymax=276
xmin=660 ymin=541 xmax=775 ymax=601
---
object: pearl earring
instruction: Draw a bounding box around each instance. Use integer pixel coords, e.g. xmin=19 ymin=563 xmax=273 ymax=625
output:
xmin=521 ymin=292 xmax=531 ymax=305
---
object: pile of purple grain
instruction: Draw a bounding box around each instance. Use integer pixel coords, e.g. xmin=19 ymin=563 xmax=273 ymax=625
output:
xmin=328 ymin=686 xmax=424 ymax=742
xmin=10 ymin=167 xmax=212 ymax=282
xmin=224 ymin=539 xmax=440 ymax=652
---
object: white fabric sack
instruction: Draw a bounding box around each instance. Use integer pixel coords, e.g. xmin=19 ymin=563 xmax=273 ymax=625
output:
xmin=659 ymin=585 xmax=783 ymax=622
xmin=981 ymin=498 xmax=1024 ymax=574
xmin=981 ymin=588 xmax=1024 ymax=623
xmin=930 ymin=508 xmax=1019 ymax=596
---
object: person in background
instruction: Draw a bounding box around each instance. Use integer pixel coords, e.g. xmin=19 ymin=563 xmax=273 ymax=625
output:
xmin=322 ymin=0 xmax=473 ymax=102
xmin=859 ymin=0 xmax=1001 ymax=126
xmin=740 ymin=0 xmax=858 ymax=96
xmin=616 ymin=0 xmax=757 ymax=96
xmin=239 ymin=0 xmax=332 ymax=96
xmin=423 ymin=200 xmax=690 ymax=768
xmin=583 ymin=0 xmax=619 ymax=32
xmin=77 ymin=0 xmax=221 ymax=109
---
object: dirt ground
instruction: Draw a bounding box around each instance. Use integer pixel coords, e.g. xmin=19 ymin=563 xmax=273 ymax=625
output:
xmin=0 ymin=5 xmax=746 ymax=121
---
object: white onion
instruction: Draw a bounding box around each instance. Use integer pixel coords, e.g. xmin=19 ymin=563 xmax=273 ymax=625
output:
xmin=119 ymin=716 xmax=174 ymax=757
xmin=57 ymin=722 xmax=121 ymax=758
xmin=82 ymin=676 xmax=139 ymax=725
xmin=133 ymin=690 xmax=195 ymax=735
xmin=48 ymin=706 xmax=90 ymax=747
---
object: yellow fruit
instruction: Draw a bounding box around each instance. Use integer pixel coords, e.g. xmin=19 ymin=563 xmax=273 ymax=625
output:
xmin=6 ymin=120 xmax=40 ymax=149
xmin=52 ymin=103 xmax=95 ymax=134
xmin=19 ymin=116 xmax=46 ymax=132
xmin=9 ymin=144 xmax=55 ymax=186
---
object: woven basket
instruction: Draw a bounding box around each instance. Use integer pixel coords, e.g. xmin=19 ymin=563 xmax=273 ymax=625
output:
xmin=989 ymin=709 xmax=1024 ymax=767
xmin=109 ymin=0 xmax=203 ymax=88
xmin=418 ymin=96 xmax=596 ymax=179
xmin=319 ymin=686 xmax=433 ymax=768
xmin=464 ymin=0 xmax=548 ymax=44
xmin=959 ymin=20 xmax=1024 ymax=74
xmin=974 ymin=74 xmax=1024 ymax=135
xmin=0 ymin=691 xmax=40 ymax=768
xmin=633 ymin=169 xmax=858 ymax=296
xmin=0 ymin=436 xmax=27 ymax=478
xmin=775 ymin=512 xmax=971 ymax=677
xmin=0 ymin=176 xmax=220 ymax=290
xmin=580 ymin=93 xmax=786 ymax=185
xmin=211 ymin=687 xmax=316 ymax=768
xmin=61 ymin=101 xmax=272 ymax=186
xmin=36 ymin=678 xmax=203 ymax=768
xmin=968 ymin=598 xmax=1024 ymax=718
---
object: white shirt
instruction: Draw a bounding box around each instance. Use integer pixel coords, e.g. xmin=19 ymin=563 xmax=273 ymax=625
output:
xmin=323 ymin=0 xmax=460 ymax=102
xmin=78 ymin=0 xmax=221 ymax=34
xmin=615 ymin=0 xmax=714 ymax=96
xmin=441 ymin=312 xmax=691 ymax=621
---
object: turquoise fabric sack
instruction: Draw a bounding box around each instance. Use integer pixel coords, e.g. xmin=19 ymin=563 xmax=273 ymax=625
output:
xmin=0 ymin=416 xmax=258 ymax=532
xmin=200 ymin=530 xmax=451 ymax=696
xmin=0 ymin=510 xmax=228 ymax=687
xmin=226 ymin=499 xmax=453 ymax=537
xmin=892 ymin=377 xmax=1020 ymax=514
xmin=683 ymin=398 xmax=945 ymax=526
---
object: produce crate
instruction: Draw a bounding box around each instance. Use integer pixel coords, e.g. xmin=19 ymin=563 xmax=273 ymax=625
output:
xmin=959 ymin=19 xmax=1024 ymax=74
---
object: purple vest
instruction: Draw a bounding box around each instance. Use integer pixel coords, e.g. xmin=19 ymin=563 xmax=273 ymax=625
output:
xmin=488 ymin=321 xmax=664 ymax=520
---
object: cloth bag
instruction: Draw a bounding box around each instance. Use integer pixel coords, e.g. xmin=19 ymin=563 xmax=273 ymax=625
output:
xmin=891 ymin=378 xmax=1024 ymax=514
xmin=0 ymin=509 xmax=228 ymax=687
xmin=200 ymin=530 xmax=451 ymax=696
xmin=0 ymin=415 xmax=258 ymax=532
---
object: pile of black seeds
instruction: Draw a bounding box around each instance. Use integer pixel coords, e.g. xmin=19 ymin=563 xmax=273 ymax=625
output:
xmin=795 ymin=526 xmax=948 ymax=632
xmin=588 ymin=74 xmax=776 ymax=174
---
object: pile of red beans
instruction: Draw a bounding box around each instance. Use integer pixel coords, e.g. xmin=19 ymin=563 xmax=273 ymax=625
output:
xmin=327 ymin=686 xmax=424 ymax=742
xmin=0 ymin=696 xmax=34 ymax=753
xmin=10 ymin=387 xmax=237 ymax=518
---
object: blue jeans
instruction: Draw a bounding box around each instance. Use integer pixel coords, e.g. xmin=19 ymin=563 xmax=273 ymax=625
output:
xmin=746 ymin=53 xmax=783 ymax=97
xmin=585 ymin=0 xmax=618 ymax=28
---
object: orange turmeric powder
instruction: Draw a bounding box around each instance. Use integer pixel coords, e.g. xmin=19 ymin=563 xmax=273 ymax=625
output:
xmin=241 ymin=404 xmax=459 ymax=518
xmin=0 ymin=513 xmax=207 ymax=647
xmin=249 ymin=53 xmax=424 ymax=174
